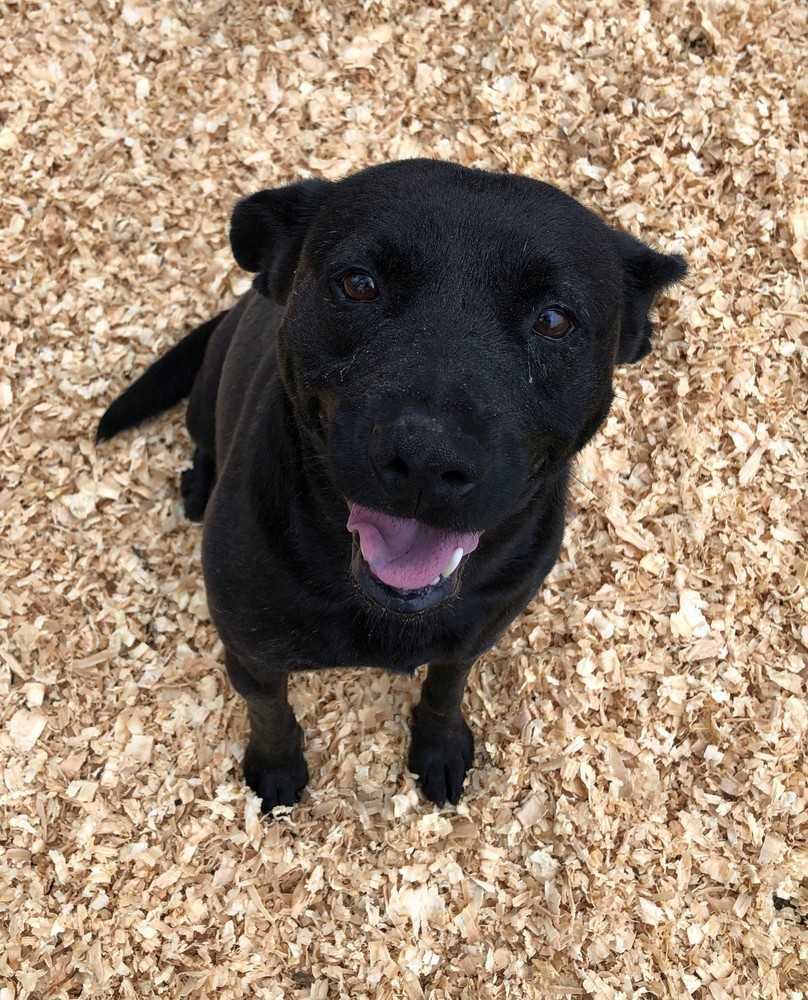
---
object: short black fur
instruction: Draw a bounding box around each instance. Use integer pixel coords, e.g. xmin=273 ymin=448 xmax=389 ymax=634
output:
xmin=97 ymin=159 xmax=686 ymax=813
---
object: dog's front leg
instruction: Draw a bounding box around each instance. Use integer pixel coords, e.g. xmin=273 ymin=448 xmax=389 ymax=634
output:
xmin=225 ymin=651 xmax=309 ymax=814
xmin=408 ymin=661 xmax=474 ymax=807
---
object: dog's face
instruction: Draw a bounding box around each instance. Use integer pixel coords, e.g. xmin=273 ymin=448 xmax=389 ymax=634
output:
xmin=231 ymin=160 xmax=685 ymax=613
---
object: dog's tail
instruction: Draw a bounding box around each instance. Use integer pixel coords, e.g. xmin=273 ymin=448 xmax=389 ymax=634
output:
xmin=96 ymin=311 xmax=227 ymax=443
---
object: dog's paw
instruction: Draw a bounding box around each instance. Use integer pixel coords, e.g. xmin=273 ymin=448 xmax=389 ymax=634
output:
xmin=180 ymin=467 xmax=206 ymax=521
xmin=408 ymin=703 xmax=474 ymax=807
xmin=243 ymin=746 xmax=309 ymax=814
xmin=180 ymin=448 xmax=215 ymax=522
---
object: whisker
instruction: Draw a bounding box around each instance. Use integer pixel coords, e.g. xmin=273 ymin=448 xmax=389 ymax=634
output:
xmin=568 ymin=469 xmax=601 ymax=507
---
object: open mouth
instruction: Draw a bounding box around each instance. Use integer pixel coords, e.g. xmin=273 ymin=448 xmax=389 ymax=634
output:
xmin=347 ymin=502 xmax=481 ymax=613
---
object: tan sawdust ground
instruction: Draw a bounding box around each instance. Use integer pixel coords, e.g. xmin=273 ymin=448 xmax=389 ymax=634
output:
xmin=1 ymin=1 xmax=807 ymax=997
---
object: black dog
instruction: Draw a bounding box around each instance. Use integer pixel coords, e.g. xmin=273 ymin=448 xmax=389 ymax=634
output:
xmin=98 ymin=159 xmax=685 ymax=812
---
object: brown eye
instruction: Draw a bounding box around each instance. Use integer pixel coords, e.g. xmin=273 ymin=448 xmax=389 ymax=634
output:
xmin=534 ymin=307 xmax=574 ymax=339
xmin=341 ymin=271 xmax=378 ymax=302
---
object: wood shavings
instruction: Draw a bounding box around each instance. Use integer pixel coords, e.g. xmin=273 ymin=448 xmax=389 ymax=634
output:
xmin=1 ymin=0 xmax=806 ymax=997
xmin=5 ymin=710 xmax=47 ymax=753
xmin=789 ymin=201 xmax=808 ymax=262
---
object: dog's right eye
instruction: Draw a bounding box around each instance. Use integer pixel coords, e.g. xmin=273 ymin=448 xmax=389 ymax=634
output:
xmin=340 ymin=271 xmax=378 ymax=302
xmin=533 ymin=307 xmax=574 ymax=339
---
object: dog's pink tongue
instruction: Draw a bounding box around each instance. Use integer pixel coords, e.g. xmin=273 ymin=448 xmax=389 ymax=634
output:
xmin=347 ymin=504 xmax=480 ymax=591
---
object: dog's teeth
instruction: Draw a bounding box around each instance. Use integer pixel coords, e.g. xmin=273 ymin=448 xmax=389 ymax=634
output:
xmin=441 ymin=547 xmax=464 ymax=579
xmin=431 ymin=577 xmax=441 ymax=586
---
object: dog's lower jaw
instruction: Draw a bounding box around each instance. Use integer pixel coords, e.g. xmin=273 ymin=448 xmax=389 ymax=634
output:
xmin=349 ymin=536 xmax=462 ymax=615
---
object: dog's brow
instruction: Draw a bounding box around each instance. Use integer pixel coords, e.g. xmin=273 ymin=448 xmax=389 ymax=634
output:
xmin=504 ymin=249 xmax=597 ymax=322
xmin=503 ymin=254 xmax=559 ymax=300
xmin=515 ymin=255 xmax=556 ymax=285
xmin=325 ymin=236 xmax=422 ymax=275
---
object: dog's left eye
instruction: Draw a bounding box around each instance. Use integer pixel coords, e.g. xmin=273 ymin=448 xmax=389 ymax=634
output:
xmin=533 ymin=307 xmax=574 ymax=339
xmin=340 ymin=271 xmax=378 ymax=302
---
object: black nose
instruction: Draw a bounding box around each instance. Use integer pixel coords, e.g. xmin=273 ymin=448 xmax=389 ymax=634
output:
xmin=370 ymin=411 xmax=482 ymax=506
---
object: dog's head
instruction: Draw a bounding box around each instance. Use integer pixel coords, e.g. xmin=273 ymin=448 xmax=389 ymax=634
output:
xmin=231 ymin=160 xmax=685 ymax=613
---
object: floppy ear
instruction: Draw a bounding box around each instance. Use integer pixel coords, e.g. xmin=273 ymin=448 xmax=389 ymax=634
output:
xmin=230 ymin=178 xmax=332 ymax=303
xmin=614 ymin=230 xmax=687 ymax=364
